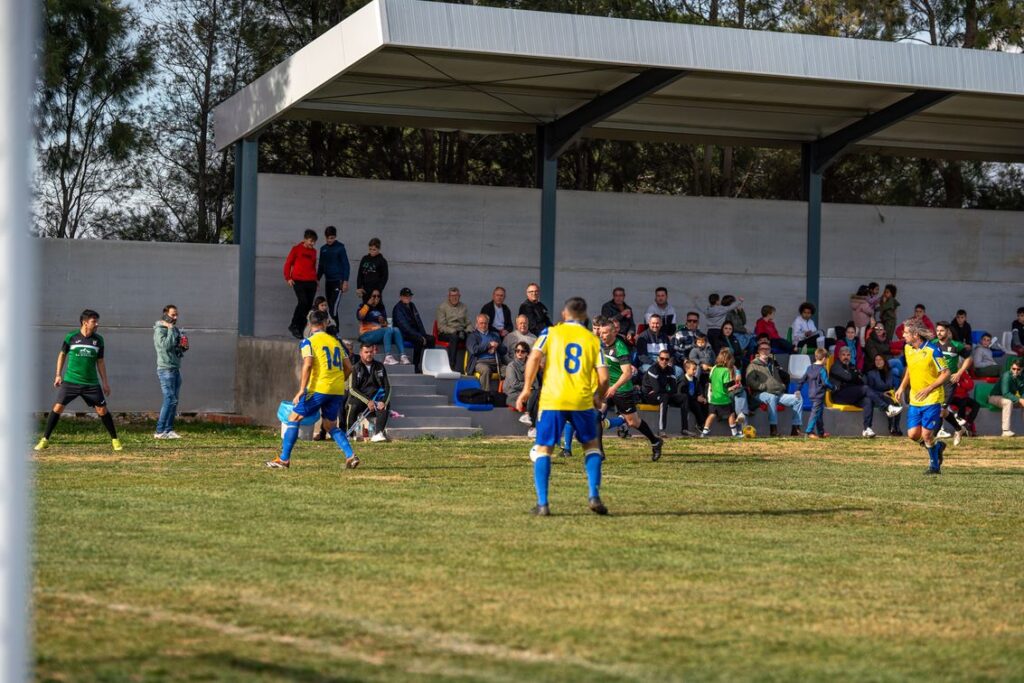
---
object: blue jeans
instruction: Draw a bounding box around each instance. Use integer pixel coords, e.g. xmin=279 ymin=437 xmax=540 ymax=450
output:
xmin=757 ymin=391 xmax=803 ymax=427
xmin=359 ymin=327 xmax=405 ymax=357
xmin=156 ymin=368 xmax=182 ymax=433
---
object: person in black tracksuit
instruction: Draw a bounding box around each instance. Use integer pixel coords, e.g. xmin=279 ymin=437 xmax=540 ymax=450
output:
xmin=346 ymin=343 xmax=393 ymax=441
xmin=641 ymin=351 xmax=687 ymax=434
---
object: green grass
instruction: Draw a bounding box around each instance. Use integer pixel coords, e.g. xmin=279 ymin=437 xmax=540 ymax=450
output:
xmin=34 ymin=421 xmax=1024 ymax=682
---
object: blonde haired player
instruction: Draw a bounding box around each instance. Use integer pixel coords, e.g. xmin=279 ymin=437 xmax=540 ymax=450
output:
xmin=894 ymin=318 xmax=950 ymax=475
xmin=516 ymin=297 xmax=609 ymax=516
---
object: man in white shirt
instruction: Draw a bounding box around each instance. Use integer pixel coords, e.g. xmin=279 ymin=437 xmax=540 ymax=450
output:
xmin=644 ymin=286 xmax=677 ymax=333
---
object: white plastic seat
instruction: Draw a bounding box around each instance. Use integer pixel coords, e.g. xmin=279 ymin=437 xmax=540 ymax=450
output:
xmin=825 ymin=327 xmax=837 ymax=340
xmin=788 ymin=353 xmax=812 ymax=380
xmin=1001 ymin=330 xmax=1014 ymax=351
xmin=422 ymin=348 xmax=461 ymax=379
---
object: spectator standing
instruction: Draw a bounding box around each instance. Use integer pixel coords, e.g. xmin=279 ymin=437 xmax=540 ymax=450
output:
xmin=866 ymin=282 xmax=882 ymax=317
xmin=850 ymin=285 xmax=874 ymax=344
xmin=153 ymin=304 xmax=188 ymax=439
xmin=971 ymin=334 xmax=1002 ymax=377
xmin=679 ymin=360 xmax=709 ymax=436
xmin=466 ymin=314 xmax=504 ymax=391
xmin=519 ymin=283 xmax=552 ymax=336
xmin=988 ymin=359 xmax=1024 ymax=437
xmin=601 ymin=287 xmax=636 ymax=339
xmin=356 ymin=290 xmax=408 ymax=365
xmin=346 ymin=343 xmax=393 ymax=442
xmin=792 ymin=302 xmax=824 ymax=351
xmin=283 ymin=229 xmax=318 ymax=339
xmin=436 ymin=287 xmax=471 ymax=371
xmin=644 ymin=287 xmax=677 ymax=332
xmin=700 ymin=349 xmax=743 ymax=438
xmin=392 ymin=287 xmax=434 ymax=373
xmin=355 ymin=237 xmax=388 ymax=303
xmin=705 ymin=293 xmax=743 ymax=349
xmin=745 ymin=343 xmax=803 ymax=437
xmin=879 ymin=284 xmax=900 ymax=340
xmin=797 ymin=348 xmax=833 ymax=438
xmin=1011 ymin=307 xmax=1024 ymax=356
xmin=949 ymin=309 xmax=973 ymax=351
xmin=317 ymin=225 xmax=350 ymax=322
xmin=481 ymin=287 xmax=513 ymax=338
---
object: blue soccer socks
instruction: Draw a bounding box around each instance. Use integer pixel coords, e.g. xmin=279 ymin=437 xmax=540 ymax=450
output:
xmin=280 ymin=421 xmax=299 ymax=462
xmin=329 ymin=427 xmax=355 ymax=459
xmin=533 ymin=454 xmax=551 ymax=506
xmin=584 ymin=450 xmax=602 ymax=499
xmin=605 ymin=415 xmax=626 ymax=429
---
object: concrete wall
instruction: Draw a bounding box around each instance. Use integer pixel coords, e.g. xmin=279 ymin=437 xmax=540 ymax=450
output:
xmin=35 ymin=239 xmax=238 ymax=413
xmin=255 ymin=174 xmax=1024 ymax=341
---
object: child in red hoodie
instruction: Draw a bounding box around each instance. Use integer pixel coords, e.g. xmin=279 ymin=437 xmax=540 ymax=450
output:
xmin=284 ymin=229 xmax=318 ymax=339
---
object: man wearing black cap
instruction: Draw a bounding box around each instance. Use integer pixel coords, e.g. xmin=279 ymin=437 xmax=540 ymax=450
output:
xmin=392 ymin=287 xmax=434 ymax=373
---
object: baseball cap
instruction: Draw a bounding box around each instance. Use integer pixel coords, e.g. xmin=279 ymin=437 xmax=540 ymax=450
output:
xmin=400 ymin=287 xmax=413 ymax=296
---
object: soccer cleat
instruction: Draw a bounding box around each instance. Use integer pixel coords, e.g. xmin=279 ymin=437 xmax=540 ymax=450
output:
xmin=700 ymin=429 xmax=710 ymax=438
xmin=651 ymin=438 xmax=663 ymax=462
xmin=1001 ymin=430 xmax=1016 ymax=438
xmin=163 ymin=430 xmax=181 ymax=439
xmin=111 ymin=438 xmax=124 ymax=452
xmin=532 ymin=504 xmax=551 ymax=516
xmin=527 ymin=427 xmax=536 ymax=438
xmin=383 ymin=355 xmax=399 ymax=365
xmin=953 ymin=428 xmax=966 ymax=447
xmin=518 ymin=413 xmax=532 ymax=425
xmin=657 ymin=430 xmax=668 ymax=438
xmin=399 ymin=354 xmax=412 ymax=365
xmin=885 ymin=404 xmax=904 ymax=418
xmin=370 ymin=431 xmax=388 ymax=442
xmin=862 ymin=427 xmax=876 ymax=438
xmin=682 ymin=429 xmax=698 ymax=437
xmin=265 ymin=458 xmax=290 ymax=469
xmin=732 ymin=430 xmax=744 ymax=439
xmin=345 ymin=455 xmax=361 ymax=469
xmin=923 ymin=468 xmax=941 ymax=475
xmin=936 ymin=427 xmax=952 ymax=438
xmin=936 ymin=440 xmax=946 ymax=466
xmin=559 ymin=448 xmax=572 ymax=458
xmin=33 ymin=437 xmax=49 ymax=451
xmin=616 ymin=424 xmax=630 ymax=439
xmin=588 ymin=497 xmax=609 ymax=515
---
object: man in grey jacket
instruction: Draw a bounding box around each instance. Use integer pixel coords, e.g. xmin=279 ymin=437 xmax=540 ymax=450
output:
xmin=153 ymin=304 xmax=188 ymax=439
xmin=745 ymin=343 xmax=802 ymax=437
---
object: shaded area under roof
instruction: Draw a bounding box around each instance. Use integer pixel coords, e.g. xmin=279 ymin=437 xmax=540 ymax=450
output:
xmin=214 ymin=0 xmax=1024 ymax=161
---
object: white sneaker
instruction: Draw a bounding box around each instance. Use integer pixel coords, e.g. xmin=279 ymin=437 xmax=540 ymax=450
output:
xmin=383 ymin=355 xmax=398 ymax=365
xmin=700 ymin=429 xmax=710 ymax=438
xmin=936 ymin=427 xmax=952 ymax=438
xmin=885 ymin=404 xmax=904 ymax=417
xmin=518 ymin=413 xmax=532 ymax=425
xmin=736 ymin=412 xmax=747 ymax=424
xmin=1002 ymin=430 xmax=1016 ymax=437
xmin=527 ymin=427 xmax=536 ymax=438
xmin=154 ymin=432 xmax=166 ymax=439
xmin=163 ymin=430 xmax=182 ymax=439
xmin=953 ymin=428 xmax=965 ymax=447
xmin=370 ymin=431 xmax=388 ymax=442
xmin=862 ymin=427 xmax=876 ymax=438
xmin=399 ymin=355 xmax=412 ymax=365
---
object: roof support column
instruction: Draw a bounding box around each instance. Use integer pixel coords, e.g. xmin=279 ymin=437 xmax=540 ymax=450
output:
xmin=534 ymin=68 xmax=687 ymax=312
xmin=800 ymin=89 xmax=953 ymax=316
xmin=234 ymin=137 xmax=259 ymax=337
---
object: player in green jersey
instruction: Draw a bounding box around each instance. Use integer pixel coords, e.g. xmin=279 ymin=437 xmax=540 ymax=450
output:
xmin=35 ymin=309 xmax=122 ymax=452
xmin=930 ymin=321 xmax=972 ymax=446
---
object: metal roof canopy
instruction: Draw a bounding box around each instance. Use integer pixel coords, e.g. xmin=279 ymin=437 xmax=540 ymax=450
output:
xmin=217 ymin=0 xmax=1024 ymax=333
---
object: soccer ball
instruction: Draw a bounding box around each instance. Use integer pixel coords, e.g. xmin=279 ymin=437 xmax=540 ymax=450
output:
xmin=742 ymin=425 xmax=757 ymax=439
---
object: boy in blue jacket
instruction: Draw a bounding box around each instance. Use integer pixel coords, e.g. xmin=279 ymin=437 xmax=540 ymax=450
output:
xmin=797 ymin=348 xmax=834 ymax=438
xmin=318 ymin=225 xmax=350 ymax=322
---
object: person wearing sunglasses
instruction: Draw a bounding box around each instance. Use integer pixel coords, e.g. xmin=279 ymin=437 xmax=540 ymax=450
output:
xmin=988 ymin=359 xmax=1024 ymax=437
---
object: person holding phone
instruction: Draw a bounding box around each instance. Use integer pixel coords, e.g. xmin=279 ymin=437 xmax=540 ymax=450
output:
xmin=153 ymin=304 xmax=189 ymax=439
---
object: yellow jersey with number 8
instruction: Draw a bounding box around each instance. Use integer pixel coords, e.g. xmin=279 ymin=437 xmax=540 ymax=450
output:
xmin=300 ymin=331 xmax=348 ymax=395
xmin=535 ymin=321 xmax=605 ymax=411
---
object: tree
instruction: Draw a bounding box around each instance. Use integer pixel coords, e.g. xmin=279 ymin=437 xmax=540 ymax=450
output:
xmin=35 ymin=0 xmax=155 ymax=238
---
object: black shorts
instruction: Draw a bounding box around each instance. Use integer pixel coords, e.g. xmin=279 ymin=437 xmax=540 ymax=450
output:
xmin=607 ymin=392 xmax=638 ymax=416
xmin=56 ymin=382 xmax=106 ymax=408
xmin=710 ymin=403 xmax=734 ymax=420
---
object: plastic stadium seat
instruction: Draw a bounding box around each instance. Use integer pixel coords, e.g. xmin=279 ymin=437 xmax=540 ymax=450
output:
xmin=787 ymin=354 xmax=812 ymax=380
xmin=453 ymin=377 xmax=494 ymax=412
xmin=637 ymin=403 xmax=659 ymax=412
xmin=1001 ymin=331 xmax=1014 ymax=351
xmin=421 ymin=348 xmax=460 ymax=379
xmin=972 ymin=382 xmax=1001 ymax=412
xmin=787 ymin=380 xmax=812 ymax=411
xmin=635 ymin=323 xmax=647 ymax=337
xmin=971 ymin=330 xmax=987 ymax=346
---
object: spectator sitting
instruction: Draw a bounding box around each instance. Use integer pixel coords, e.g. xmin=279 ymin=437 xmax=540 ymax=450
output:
xmin=519 ymin=282 xmax=552 ymax=336
xmin=705 ymin=292 xmax=743 ymax=350
xmin=644 ymin=286 xmax=677 ymax=333
xmin=345 ymin=343 xmax=393 ymax=442
xmin=466 ymin=314 xmax=505 ymax=391
xmin=850 ymin=285 xmax=874 ymax=344
xmin=745 ymin=342 xmax=803 ymax=437
xmin=679 ymin=360 xmax=709 ymax=436
xmin=879 ymin=284 xmax=900 ymax=340
xmin=392 ymin=287 xmax=434 ymax=373
xmin=481 ymin=287 xmax=513 ymax=339
xmin=356 ymin=290 xmax=408 ymax=366
xmin=636 ymin=314 xmax=674 ymax=374
xmin=895 ymin=304 xmax=936 ymax=341
xmin=1012 ymin=307 xmax=1024 ymax=356
xmin=642 ymin=350 xmax=687 ymax=436
xmin=355 ymin=237 xmax=388 ymax=303
xmin=833 ymin=323 xmax=864 ymax=371
xmin=949 ymin=309 xmax=973 ymax=352
xmin=829 ymin=345 xmax=902 ymax=437
xmin=754 ymin=305 xmax=790 ymax=354
xmin=688 ymin=333 xmax=715 ymax=377
xmin=948 ymin=373 xmax=980 ymax=438
xmin=436 ymin=286 xmax=471 ymax=371
xmin=866 ymin=353 xmax=902 ymax=436
xmin=792 ymin=302 xmax=824 ymax=352
xmin=987 ymin=358 xmax=1024 ymax=437
xmin=712 ymin=321 xmax=745 ymax=372
xmin=283 ymin=229 xmax=318 ymax=339
xmin=672 ymin=311 xmax=703 ymax=362
xmin=305 ymin=296 xmax=339 ymax=338
xmin=502 ymin=314 xmax=537 ymax=359
xmin=601 ymin=287 xmax=636 ymax=340
xmin=971 ymin=334 xmax=1002 ymax=378
xmin=865 ymin=322 xmax=903 ymax=381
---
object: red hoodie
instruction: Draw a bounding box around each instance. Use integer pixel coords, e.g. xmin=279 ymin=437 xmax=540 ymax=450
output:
xmin=284 ymin=243 xmax=317 ymax=282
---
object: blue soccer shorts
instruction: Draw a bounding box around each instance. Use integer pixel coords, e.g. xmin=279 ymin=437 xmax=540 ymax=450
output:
xmin=292 ymin=391 xmax=344 ymax=422
xmin=535 ymin=409 xmax=599 ymax=448
xmin=906 ymin=403 xmax=942 ymax=432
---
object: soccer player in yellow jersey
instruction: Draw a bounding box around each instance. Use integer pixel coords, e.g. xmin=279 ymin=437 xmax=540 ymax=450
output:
xmin=267 ymin=311 xmax=359 ymax=469
xmin=515 ymin=297 xmax=610 ymax=516
xmin=894 ymin=318 xmax=951 ymax=475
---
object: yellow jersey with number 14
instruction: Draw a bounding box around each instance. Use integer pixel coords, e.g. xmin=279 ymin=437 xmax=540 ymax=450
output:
xmin=300 ymin=331 xmax=348 ymax=395
xmin=903 ymin=341 xmax=945 ymax=407
xmin=535 ymin=321 xmax=605 ymax=411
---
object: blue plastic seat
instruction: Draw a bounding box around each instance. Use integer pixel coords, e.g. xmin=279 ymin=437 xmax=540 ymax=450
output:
xmin=453 ymin=377 xmax=494 ymax=412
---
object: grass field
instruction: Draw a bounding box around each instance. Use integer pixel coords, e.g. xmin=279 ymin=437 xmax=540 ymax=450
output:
xmin=33 ymin=421 xmax=1024 ymax=682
